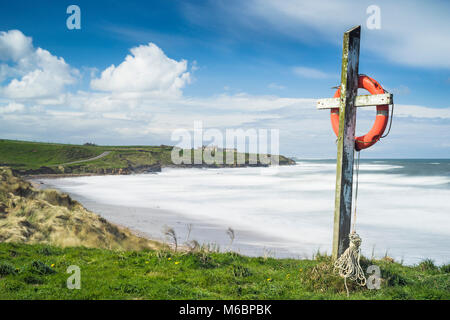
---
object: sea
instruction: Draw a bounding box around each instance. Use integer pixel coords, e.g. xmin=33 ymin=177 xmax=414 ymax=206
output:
xmin=39 ymin=159 xmax=450 ymax=265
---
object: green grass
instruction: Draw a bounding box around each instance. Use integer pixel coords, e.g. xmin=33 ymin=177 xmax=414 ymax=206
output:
xmin=0 ymin=139 xmax=103 ymax=170
xmin=0 ymin=243 xmax=448 ymax=300
xmin=0 ymin=139 xmax=173 ymax=169
xmin=0 ymin=139 xmax=294 ymax=175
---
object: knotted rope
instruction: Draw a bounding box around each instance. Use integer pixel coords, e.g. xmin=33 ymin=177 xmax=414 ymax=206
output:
xmin=334 ymin=232 xmax=366 ymax=296
xmin=333 ymin=151 xmax=366 ymax=296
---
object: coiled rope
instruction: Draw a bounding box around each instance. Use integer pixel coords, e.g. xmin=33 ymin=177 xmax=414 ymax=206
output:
xmin=333 ymin=151 xmax=366 ymax=296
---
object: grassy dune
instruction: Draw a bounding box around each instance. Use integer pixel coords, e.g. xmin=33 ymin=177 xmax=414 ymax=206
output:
xmin=0 ymin=167 xmax=161 ymax=251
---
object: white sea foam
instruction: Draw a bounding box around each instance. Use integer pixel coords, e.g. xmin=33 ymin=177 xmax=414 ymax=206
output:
xmin=43 ymin=162 xmax=450 ymax=265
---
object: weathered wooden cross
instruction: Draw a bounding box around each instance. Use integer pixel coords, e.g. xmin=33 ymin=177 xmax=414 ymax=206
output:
xmin=316 ymin=26 xmax=393 ymax=259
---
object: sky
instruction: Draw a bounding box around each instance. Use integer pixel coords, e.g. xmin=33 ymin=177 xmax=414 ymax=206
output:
xmin=0 ymin=0 xmax=449 ymax=158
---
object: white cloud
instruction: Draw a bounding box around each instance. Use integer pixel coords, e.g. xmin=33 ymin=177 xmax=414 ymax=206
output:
xmin=268 ymin=82 xmax=285 ymax=90
xmin=90 ymin=43 xmax=191 ymax=98
xmin=393 ymin=104 xmax=450 ymax=119
xmin=0 ymin=30 xmax=32 ymax=61
xmin=180 ymin=93 xmax=314 ymax=112
xmin=293 ymin=66 xmax=333 ymax=79
xmin=0 ymin=30 xmax=77 ymax=100
xmin=0 ymin=102 xmax=25 ymax=114
xmin=0 ymin=29 xmax=449 ymax=158
xmin=247 ymin=0 xmax=450 ymax=69
xmin=63 ymin=91 xmax=313 ymax=137
xmin=102 ymin=112 xmax=132 ymax=120
xmin=385 ymin=85 xmax=410 ymax=96
xmin=45 ymin=110 xmax=85 ymax=118
xmin=1 ymin=84 xmax=449 ymax=157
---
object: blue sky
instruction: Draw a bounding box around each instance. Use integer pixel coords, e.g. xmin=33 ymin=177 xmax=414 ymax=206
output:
xmin=0 ymin=0 xmax=449 ymax=158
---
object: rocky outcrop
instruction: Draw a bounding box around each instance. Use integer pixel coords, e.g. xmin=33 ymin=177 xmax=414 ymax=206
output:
xmin=18 ymin=163 xmax=162 ymax=177
xmin=14 ymin=166 xmax=60 ymax=176
xmin=15 ymin=149 xmax=294 ymax=178
xmin=128 ymin=163 xmax=162 ymax=174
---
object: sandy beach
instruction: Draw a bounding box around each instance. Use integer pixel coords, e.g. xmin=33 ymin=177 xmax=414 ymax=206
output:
xmin=35 ymin=160 xmax=450 ymax=265
xmin=33 ymin=181 xmax=312 ymax=259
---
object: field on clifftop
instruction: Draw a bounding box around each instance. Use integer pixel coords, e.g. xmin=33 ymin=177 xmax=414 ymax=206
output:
xmin=0 ymin=139 xmax=294 ymax=175
xmin=0 ymin=139 xmax=173 ymax=175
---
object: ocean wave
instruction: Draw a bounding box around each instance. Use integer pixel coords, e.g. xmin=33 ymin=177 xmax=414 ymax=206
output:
xmin=42 ymin=162 xmax=450 ymax=265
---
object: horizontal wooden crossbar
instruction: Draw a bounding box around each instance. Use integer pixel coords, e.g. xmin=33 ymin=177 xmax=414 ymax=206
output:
xmin=316 ymin=93 xmax=393 ymax=109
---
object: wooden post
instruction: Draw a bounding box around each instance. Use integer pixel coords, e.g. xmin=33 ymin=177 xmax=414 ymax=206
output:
xmin=332 ymin=26 xmax=361 ymax=260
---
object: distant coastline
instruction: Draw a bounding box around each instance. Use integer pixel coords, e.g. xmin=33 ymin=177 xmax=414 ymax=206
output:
xmin=0 ymin=139 xmax=295 ymax=178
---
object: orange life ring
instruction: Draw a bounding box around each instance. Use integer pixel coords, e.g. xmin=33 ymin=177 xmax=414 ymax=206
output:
xmin=330 ymin=75 xmax=389 ymax=151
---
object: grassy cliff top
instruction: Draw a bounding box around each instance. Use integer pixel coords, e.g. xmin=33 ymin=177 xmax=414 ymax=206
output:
xmin=0 ymin=242 xmax=448 ymax=299
xmin=0 ymin=139 xmax=295 ymax=175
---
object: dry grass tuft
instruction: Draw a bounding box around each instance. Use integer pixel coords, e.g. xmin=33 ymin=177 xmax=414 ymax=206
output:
xmin=0 ymin=166 xmax=161 ymax=251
